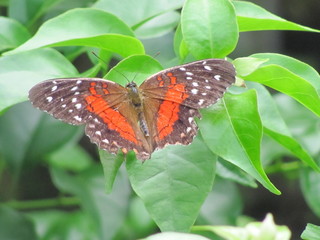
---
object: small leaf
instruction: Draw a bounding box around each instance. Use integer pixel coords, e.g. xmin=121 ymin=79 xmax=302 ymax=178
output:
xmin=99 ymin=150 xmax=124 ymax=193
xmin=126 ymin=136 xmax=216 ymax=232
xmin=200 ymin=90 xmax=280 ymax=194
xmin=181 ymin=0 xmax=238 ymax=58
xmin=301 ymin=223 xmax=320 ymax=240
xmin=234 ymin=1 xmax=320 ymax=33
xmin=233 ymin=57 xmax=268 ymax=77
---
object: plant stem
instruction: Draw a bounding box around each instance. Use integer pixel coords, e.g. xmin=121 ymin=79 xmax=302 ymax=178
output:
xmin=5 ymin=196 xmax=80 ymax=210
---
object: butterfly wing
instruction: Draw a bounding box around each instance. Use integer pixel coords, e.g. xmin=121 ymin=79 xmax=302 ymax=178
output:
xmin=139 ymin=59 xmax=236 ymax=149
xmin=29 ymin=78 xmax=151 ymax=158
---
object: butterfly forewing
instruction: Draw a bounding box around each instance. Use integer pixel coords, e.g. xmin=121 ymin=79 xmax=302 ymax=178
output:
xmin=140 ymin=59 xmax=236 ymax=109
xmin=29 ymin=78 xmax=127 ymax=125
xmin=139 ymin=59 xmax=235 ymax=149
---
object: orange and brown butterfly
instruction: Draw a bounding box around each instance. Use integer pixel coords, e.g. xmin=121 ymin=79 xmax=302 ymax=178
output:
xmin=29 ymin=59 xmax=236 ymax=160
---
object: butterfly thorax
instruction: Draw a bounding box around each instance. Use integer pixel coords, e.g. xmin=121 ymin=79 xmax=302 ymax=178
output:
xmin=126 ymin=81 xmax=150 ymax=137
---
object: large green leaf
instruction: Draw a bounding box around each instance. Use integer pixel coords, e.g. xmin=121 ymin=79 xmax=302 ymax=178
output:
xmin=0 ymin=48 xmax=78 ymax=112
xmin=126 ymin=136 xmax=216 ymax=232
xmin=199 ymin=90 xmax=280 ymax=194
xmin=93 ymin=0 xmax=184 ymax=27
xmin=5 ymin=8 xmax=144 ymax=56
xmin=242 ymin=54 xmax=320 ymax=118
xmin=181 ymin=0 xmax=238 ymax=58
xmin=50 ymin=165 xmax=131 ymax=240
xmin=234 ymin=1 xmax=320 ymax=33
xmin=0 ymin=206 xmax=38 ymax=240
xmin=248 ymin=82 xmax=319 ymax=171
xmin=0 ymin=17 xmax=31 ymax=51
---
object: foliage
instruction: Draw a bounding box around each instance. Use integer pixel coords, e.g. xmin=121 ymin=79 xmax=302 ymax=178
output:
xmin=0 ymin=0 xmax=320 ymax=239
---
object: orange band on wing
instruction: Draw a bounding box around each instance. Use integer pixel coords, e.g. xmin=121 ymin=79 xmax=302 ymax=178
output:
xmin=157 ymin=83 xmax=189 ymax=140
xmin=85 ymin=95 xmax=137 ymax=144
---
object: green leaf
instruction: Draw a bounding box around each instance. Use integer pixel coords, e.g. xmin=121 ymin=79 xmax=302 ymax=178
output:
xmin=233 ymin=57 xmax=268 ymax=77
xmin=47 ymin=144 xmax=93 ymax=172
xmin=106 ymin=55 xmax=163 ymax=86
xmin=251 ymin=53 xmax=320 ymax=93
xmin=28 ymin=210 xmax=98 ymax=240
xmin=126 ymin=136 xmax=216 ymax=232
xmin=5 ymin=8 xmax=144 ymax=56
xmin=143 ymin=232 xmax=211 ymax=240
xmin=181 ymin=0 xmax=238 ymax=58
xmin=301 ymin=223 xmax=320 ymax=240
xmin=216 ymin=158 xmax=257 ymax=188
xmin=0 ymin=48 xmax=78 ymax=112
xmin=8 ymin=0 xmax=62 ymax=27
xmin=234 ymin=1 xmax=320 ymax=33
xmin=199 ymin=90 xmax=280 ymax=194
xmin=0 ymin=17 xmax=31 ymax=51
xmin=135 ymin=11 xmax=180 ymax=39
xmin=0 ymin=102 xmax=82 ymax=174
xmin=173 ymin=24 xmax=189 ymax=62
xmin=93 ymin=0 xmax=184 ymax=27
xmin=300 ymin=165 xmax=320 ymax=218
xmin=199 ymin=177 xmax=243 ymax=225
xmin=0 ymin=205 xmax=38 ymax=240
xmin=249 ymin=82 xmax=319 ymax=171
xmin=99 ymin=150 xmax=124 ymax=193
xmin=50 ymin=165 xmax=131 ymax=240
xmin=242 ymin=55 xmax=320 ymax=118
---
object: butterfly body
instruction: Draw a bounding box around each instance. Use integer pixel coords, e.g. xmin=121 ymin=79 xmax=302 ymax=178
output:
xmin=29 ymin=59 xmax=236 ymax=160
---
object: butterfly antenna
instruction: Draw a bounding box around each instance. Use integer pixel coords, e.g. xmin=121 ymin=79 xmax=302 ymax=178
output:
xmin=131 ymin=52 xmax=161 ymax=83
xmin=91 ymin=51 xmax=130 ymax=84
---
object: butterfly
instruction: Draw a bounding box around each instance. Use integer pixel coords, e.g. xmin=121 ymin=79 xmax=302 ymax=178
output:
xmin=29 ymin=59 xmax=236 ymax=161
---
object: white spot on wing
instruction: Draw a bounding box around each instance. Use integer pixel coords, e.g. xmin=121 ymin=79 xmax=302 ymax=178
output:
xmin=75 ymin=103 xmax=82 ymax=109
xmin=95 ymin=131 xmax=101 ymax=136
xmin=188 ymin=117 xmax=193 ymax=124
xmin=68 ymin=109 xmax=73 ymax=113
xmin=61 ymin=104 xmax=66 ymax=108
xmin=202 ymin=61 xmax=207 ymax=65
xmin=186 ymin=127 xmax=192 ymax=133
xmin=94 ymin=118 xmax=99 ymax=123
xmin=205 ymin=86 xmax=211 ymax=89
xmin=214 ymin=75 xmax=221 ymax=81
xmin=186 ymin=72 xmax=193 ymax=76
xmin=74 ymin=92 xmax=80 ymax=95
xmin=198 ymin=99 xmax=205 ymax=105
xmin=71 ymin=86 xmax=78 ymax=91
xmin=179 ymin=67 xmax=186 ymax=71
xmin=201 ymin=92 xmax=207 ymax=96
xmin=76 ymin=80 xmax=82 ymax=84
xmin=74 ymin=116 xmax=82 ymax=121
xmin=102 ymin=139 xmax=109 ymax=144
xmin=204 ymin=65 xmax=212 ymax=71
xmin=72 ymin=97 xmax=77 ymax=103
xmin=186 ymin=77 xmax=193 ymax=80
xmin=46 ymin=96 xmax=53 ymax=102
xmin=191 ymin=89 xmax=198 ymax=94
xmin=51 ymin=86 xmax=58 ymax=91
xmin=192 ymin=82 xmax=199 ymax=87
